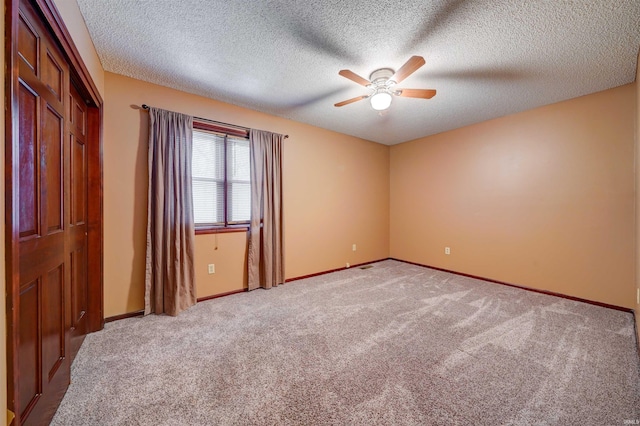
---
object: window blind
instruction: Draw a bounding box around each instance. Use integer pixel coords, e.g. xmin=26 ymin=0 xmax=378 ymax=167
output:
xmin=192 ymin=129 xmax=251 ymax=225
xmin=227 ymin=137 xmax=250 ymax=223
xmin=192 ymin=130 xmax=224 ymax=224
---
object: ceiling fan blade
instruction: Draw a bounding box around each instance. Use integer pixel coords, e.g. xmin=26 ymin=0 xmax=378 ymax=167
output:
xmin=396 ymin=88 xmax=436 ymax=99
xmin=338 ymin=69 xmax=371 ymax=87
xmin=390 ymin=56 xmax=426 ymax=84
xmin=334 ymin=95 xmax=369 ymax=107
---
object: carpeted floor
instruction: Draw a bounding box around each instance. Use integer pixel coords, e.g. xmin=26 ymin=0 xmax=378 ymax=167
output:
xmin=51 ymin=260 xmax=640 ymax=425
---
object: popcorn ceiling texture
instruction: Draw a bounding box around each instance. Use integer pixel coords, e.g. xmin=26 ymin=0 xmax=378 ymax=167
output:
xmin=76 ymin=0 xmax=640 ymax=145
xmin=50 ymin=260 xmax=640 ymax=425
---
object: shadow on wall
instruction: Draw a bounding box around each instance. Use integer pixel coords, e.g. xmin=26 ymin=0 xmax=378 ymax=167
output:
xmin=130 ymin=106 xmax=149 ymax=310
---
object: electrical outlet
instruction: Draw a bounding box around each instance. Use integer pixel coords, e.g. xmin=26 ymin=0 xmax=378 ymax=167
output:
xmin=208 ymin=264 xmax=215 ymax=274
xmin=346 ymin=262 xmax=350 ymax=268
xmin=445 ymin=247 xmax=451 ymax=255
xmin=352 ymin=244 xmax=357 ymax=252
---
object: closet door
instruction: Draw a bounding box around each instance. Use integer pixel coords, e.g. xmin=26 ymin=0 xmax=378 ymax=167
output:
xmin=16 ymin=0 xmax=72 ymax=423
xmin=69 ymin=83 xmax=89 ymax=361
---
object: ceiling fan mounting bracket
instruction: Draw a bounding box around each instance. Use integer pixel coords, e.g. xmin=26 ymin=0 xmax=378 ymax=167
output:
xmin=369 ymin=68 xmax=395 ymax=87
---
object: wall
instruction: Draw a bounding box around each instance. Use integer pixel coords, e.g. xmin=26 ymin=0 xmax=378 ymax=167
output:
xmin=103 ymin=72 xmax=390 ymax=317
xmin=52 ymin=0 xmax=105 ymax=97
xmin=636 ymin=50 xmax=640 ymax=343
xmin=391 ymin=84 xmax=636 ymax=309
xmin=194 ymin=233 xmax=248 ymax=299
xmin=8 ymin=0 xmax=636 ymax=420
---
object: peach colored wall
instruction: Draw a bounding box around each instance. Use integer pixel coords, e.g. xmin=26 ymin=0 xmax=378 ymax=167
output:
xmin=194 ymin=233 xmax=248 ymax=298
xmin=103 ymin=72 xmax=389 ymax=317
xmin=52 ymin=0 xmax=105 ymax=97
xmin=391 ymin=84 xmax=636 ymax=309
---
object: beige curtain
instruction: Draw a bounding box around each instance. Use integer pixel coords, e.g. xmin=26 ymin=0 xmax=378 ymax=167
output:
xmin=144 ymin=107 xmax=196 ymax=316
xmin=248 ymin=129 xmax=284 ymax=290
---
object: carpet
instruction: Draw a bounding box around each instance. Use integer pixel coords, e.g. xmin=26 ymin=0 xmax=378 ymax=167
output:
xmin=51 ymin=260 xmax=640 ymax=425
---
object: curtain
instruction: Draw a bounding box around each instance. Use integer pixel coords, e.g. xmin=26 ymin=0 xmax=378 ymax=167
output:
xmin=248 ymin=129 xmax=284 ymax=290
xmin=144 ymin=107 xmax=196 ymax=316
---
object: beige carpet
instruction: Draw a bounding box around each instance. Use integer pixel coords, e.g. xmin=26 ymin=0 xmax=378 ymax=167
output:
xmin=52 ymin=260 xmax=640 ymax=425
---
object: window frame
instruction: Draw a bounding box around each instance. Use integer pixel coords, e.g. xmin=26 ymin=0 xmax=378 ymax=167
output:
xmin=192 ymin=121 xmax=251 ymax=234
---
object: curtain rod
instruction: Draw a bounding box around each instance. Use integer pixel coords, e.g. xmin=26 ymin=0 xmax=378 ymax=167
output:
xmin=141 ymin=104 xmax=288 ymax=139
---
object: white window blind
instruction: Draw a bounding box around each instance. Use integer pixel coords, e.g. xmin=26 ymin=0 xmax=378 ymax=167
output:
xmin=192 ymin=129 xmax=250 ymax=226
xmin=227 ymin=137 xmax=251 ymax=223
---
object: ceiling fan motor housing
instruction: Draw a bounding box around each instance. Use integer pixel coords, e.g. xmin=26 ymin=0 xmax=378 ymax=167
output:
xmin=369 ymin=68 xmax=395 ymax=86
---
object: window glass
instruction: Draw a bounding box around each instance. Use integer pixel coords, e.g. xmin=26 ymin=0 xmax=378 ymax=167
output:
xmin=192 ymin=129 xmax=250 ymax=227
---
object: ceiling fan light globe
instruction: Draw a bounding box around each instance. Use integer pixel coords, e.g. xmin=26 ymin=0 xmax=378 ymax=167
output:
xmin=370 ymin=92 xmax=392 ymax=110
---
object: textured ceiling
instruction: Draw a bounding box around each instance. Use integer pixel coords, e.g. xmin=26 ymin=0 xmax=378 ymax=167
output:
xmin=76 ymin=0 xmax=640 ymax=145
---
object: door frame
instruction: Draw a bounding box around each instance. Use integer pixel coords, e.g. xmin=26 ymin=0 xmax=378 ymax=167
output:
xmin=4 ymin=0 xmax=103 ymax=422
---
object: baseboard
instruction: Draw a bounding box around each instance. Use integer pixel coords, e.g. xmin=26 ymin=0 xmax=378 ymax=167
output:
xmin=105 ymin=262 xmax=385 ymax=323
xmin=285 ymin=258 xmax=388 ymax=283
xmin=390 ymin=257 xmax=632 ymax=313
xmin=104 ymin=289 xmax=249 ymax=323
xmin=105 ymin=310 xmax=144 ymax=323
xmin=197 ymin=288 xmax=247 ymax=302
xmin=633 ymin=310 xmax=640 ymax=359
xmin=104 ymin=259 xmax=633 ymax=325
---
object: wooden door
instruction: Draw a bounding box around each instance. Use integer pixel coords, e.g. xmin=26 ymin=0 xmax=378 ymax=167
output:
xmin=6 ymin=0 xmax=104 ymax=423
xmin=16 ymin=0 xmax=71 ymax=423
xmin=69 ymin=83 xmax=89 ymax=360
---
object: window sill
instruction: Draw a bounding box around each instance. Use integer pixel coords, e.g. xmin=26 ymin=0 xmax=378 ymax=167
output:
xmin=195 ymin=226 xmax=249 ymax=235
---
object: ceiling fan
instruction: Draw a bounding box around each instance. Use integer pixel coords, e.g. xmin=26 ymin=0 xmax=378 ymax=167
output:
xmin=334 ymin=56 xmax=436 ymax=111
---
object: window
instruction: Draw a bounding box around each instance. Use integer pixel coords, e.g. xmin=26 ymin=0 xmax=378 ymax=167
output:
xmin=192 ymin=126 xmax=250 ymax=229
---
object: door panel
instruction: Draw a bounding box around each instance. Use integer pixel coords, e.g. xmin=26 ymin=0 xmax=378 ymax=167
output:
xmin=71 ymin=249 xmax=86 ymax=324
xmin=72 ymin=131 xmax=86 ymax=224
xmin=43 ymin=50 xmax=63 ymax=101
xmin=69 ymin=83 xmax=89 ymax=359
xmin=18 ymin=279 xmax=40 ymax=420
xmin=8 ymin=0 xmax=103 ymax=423
xmin=18 ymin=82 xmax=39 ymax=239
xmin=17 ymin=12 xmax=38 ymax=72
xmin=44 ymin=105 xmax=64 ymax=234
xmin=16 ymin=1 xmax=71 ymax=424
xmin=42 ymin=264 xmax=65 ymax=382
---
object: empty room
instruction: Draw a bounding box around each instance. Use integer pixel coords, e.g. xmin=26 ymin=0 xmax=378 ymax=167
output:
xmin=3 ymin=0 xmax=640 ymax=425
